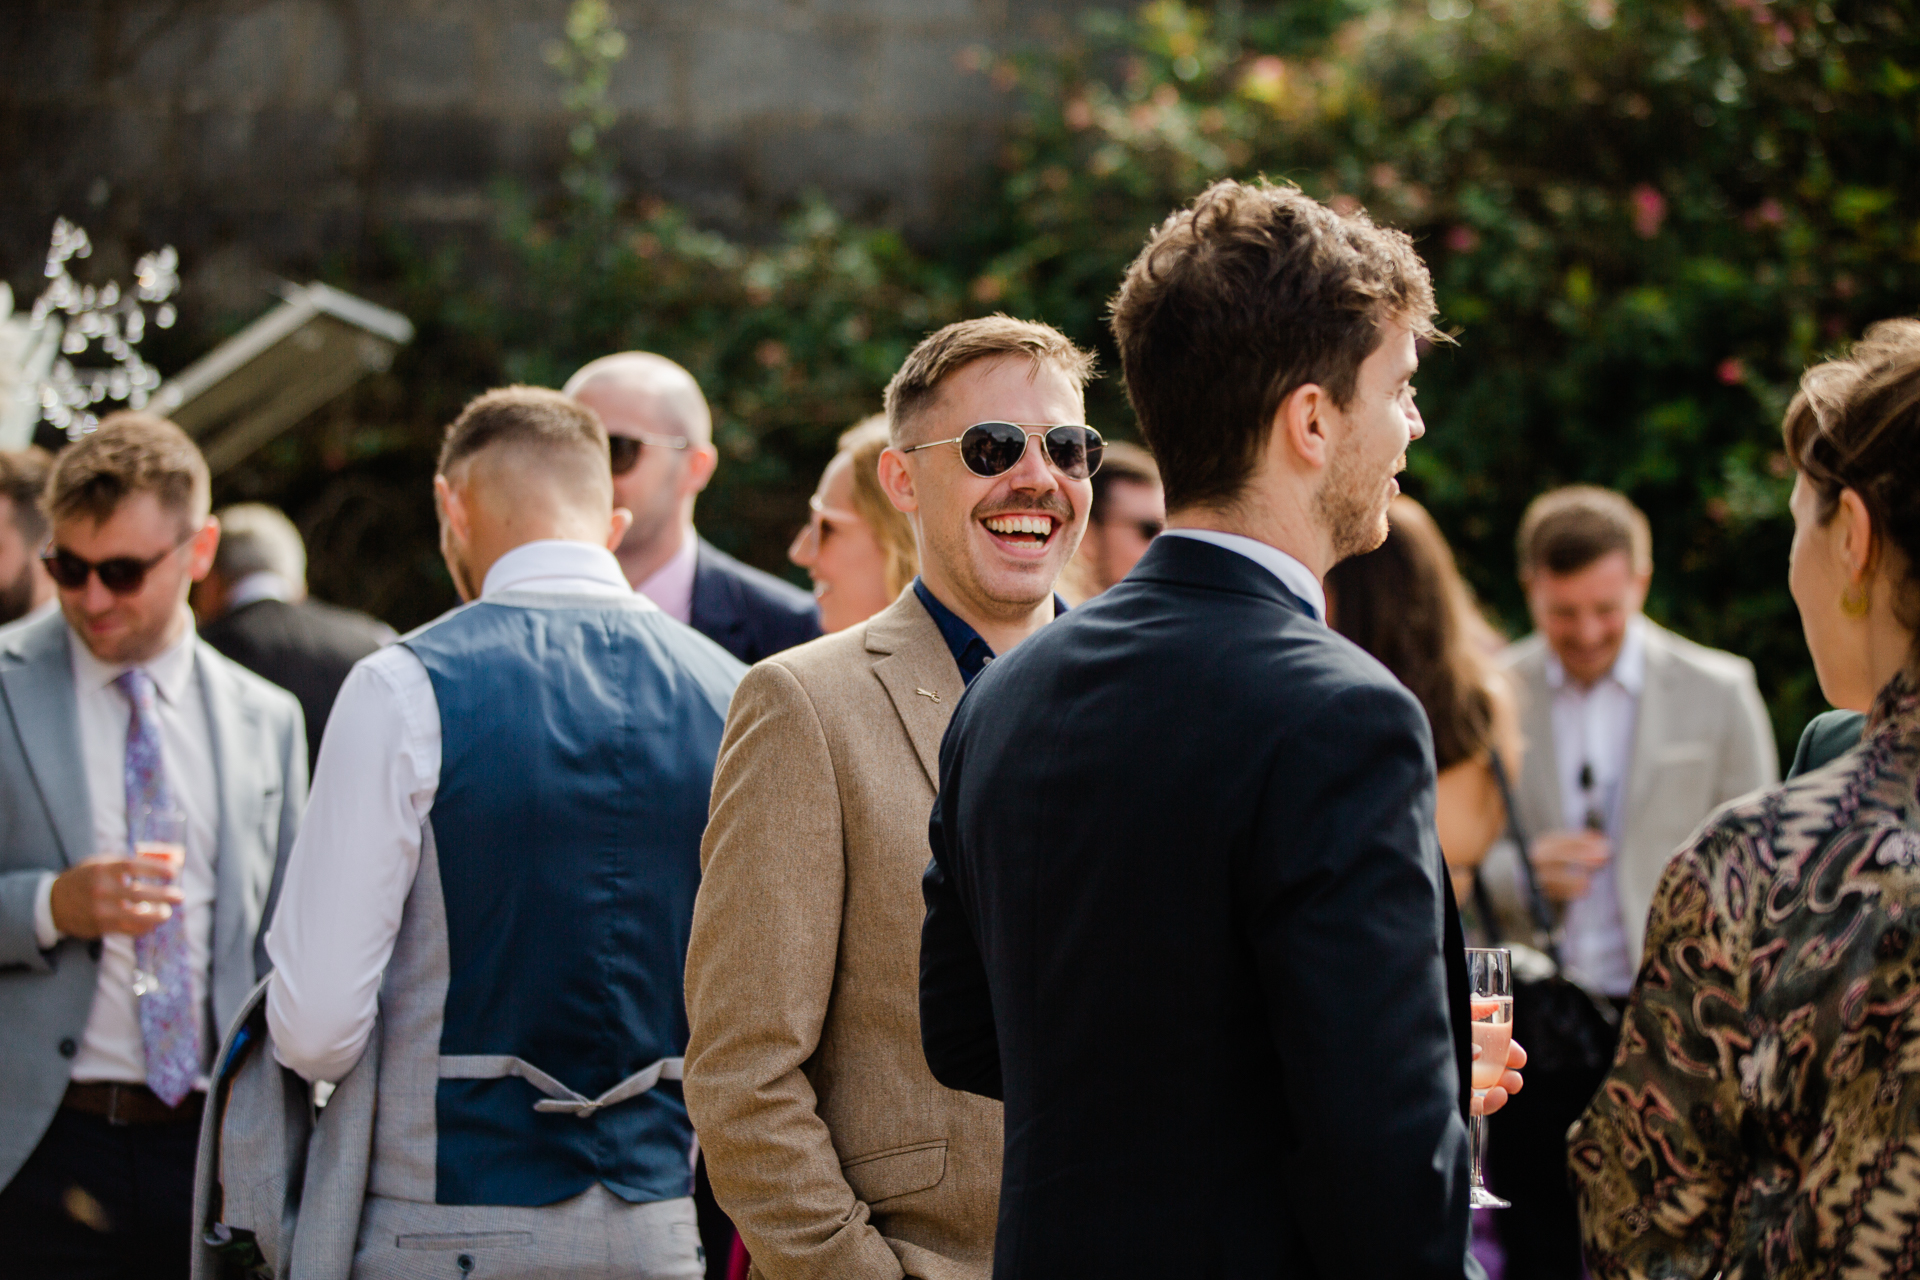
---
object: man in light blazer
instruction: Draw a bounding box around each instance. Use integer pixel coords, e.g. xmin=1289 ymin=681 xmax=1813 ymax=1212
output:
xmin=683 ymin=316 xmax=1099 ymax=1280
xmin=1479 ymin=484 xmax=1776 ymax=1278
xmin=0 ymin=413 xmax=305 ymax=1279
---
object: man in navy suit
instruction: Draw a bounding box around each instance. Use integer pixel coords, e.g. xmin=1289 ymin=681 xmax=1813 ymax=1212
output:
xmin=566 ymin=353 xmax=820 ymax=664
xmin=921 ymin=179 xmax=1516 ymax=1278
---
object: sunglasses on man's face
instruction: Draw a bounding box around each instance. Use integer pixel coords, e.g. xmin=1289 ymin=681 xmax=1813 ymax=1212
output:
xmin=608 ymin=429 xmax=691 ymax=477
xmin=42 ymin=532 xmax=194 ymax=596
xmin=900 ymin=421 xmax=1105 ymax=482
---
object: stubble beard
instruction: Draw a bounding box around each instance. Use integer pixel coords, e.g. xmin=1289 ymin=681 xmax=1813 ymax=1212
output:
xmin=1318 ymin=441 xmax=1397 ymax=566
xmin=0 ymin=563 xmax=34 ymax=627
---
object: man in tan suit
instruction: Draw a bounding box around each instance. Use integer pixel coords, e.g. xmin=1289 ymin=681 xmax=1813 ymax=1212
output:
xmin=683 ymin=317 xmax=1101 ymax=1280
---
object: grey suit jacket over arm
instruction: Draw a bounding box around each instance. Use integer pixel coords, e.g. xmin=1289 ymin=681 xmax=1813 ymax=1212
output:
xmin=0 ymin=608 xmax=307 ymax=1191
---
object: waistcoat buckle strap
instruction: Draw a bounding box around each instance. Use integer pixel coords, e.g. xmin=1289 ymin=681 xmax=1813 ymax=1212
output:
xmin=437 ymin=1055 xmax=685 ymax=1119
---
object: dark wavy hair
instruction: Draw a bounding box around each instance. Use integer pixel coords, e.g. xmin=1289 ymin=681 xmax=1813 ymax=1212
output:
xmin=1327 ymin=497 xmax=1501 ymax=771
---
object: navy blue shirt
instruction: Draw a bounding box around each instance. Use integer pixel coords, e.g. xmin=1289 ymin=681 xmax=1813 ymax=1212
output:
xmin=912 ymin=577 xmax=1069 ymax=687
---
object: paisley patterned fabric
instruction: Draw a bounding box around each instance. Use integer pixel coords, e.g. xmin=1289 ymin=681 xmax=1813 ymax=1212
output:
xmin=1570 ymin=671 xmax=1920 ymax=1279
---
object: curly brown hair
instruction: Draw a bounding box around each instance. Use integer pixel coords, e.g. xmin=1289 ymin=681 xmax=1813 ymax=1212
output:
xmin=1108 ymin=178 xmax=1441 ymax=512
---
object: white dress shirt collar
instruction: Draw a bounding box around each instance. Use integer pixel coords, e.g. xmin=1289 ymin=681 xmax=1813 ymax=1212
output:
xmin=1158 ymin=528 xmax=1327 ymax=622
xmin=480 ymin=539 xmax=643 ymax=602
xmin=69 ymin=607 xmax=198 ymax=705
xmin=1543 ymin=614 xmax=1648 ymax=696
xmin=227 ymin=570 xmax=294 ymax=610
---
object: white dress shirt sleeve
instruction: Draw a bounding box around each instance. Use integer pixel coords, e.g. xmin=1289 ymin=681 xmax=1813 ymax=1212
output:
xmin=32 ymin=872 xmax=59 ymax=951
xmin=265 ymin=644 xmax=440 ymax=1083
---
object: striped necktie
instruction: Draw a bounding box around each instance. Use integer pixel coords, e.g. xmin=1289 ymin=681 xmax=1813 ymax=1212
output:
xmin=115 ymin=668 xmax=199 ymax=1107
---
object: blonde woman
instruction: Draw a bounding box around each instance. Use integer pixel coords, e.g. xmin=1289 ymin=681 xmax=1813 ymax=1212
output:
xmin=787 ymin=416 xmax=917 ymax=633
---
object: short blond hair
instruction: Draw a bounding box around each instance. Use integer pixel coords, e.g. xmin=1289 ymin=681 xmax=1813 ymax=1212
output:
xmin=838 ymin=415 xmax=917 ymax=598
xmin=883 ymin=315 xmax=1096 ymax=445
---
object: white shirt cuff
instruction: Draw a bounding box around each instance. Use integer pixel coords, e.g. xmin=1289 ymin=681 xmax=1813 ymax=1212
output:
xmin=33 ymin=872 xmax=61 ymax=951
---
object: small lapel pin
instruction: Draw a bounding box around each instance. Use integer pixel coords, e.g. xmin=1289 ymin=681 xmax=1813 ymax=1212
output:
xmin=915 ymin=687 xmax=942 ymax=703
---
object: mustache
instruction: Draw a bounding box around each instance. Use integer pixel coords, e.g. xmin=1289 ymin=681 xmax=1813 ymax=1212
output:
xmin=973 ymin=496 xmax=1075 ymax=522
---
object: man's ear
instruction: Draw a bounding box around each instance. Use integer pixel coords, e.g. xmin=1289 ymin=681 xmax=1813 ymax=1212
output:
xmin=877 ymin=446 xmax=919 ymax=515
xmin=684 ymin=445 xmax=719 ymax=498
xmin=186 ymin=516 xmax=221 ymax=583
xmin=434 ymin=474 xmax=467 ymax=543
xmin=607 ymin=506 xmax=634 ymax=551
xmin=1626 ymin=569 xmax=1653 ymax=614
xmin=1274 ymin=381 xmax=1334 ymax=474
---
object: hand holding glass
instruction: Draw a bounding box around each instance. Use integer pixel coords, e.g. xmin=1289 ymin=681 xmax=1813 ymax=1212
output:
xmin=128 ymin=803 xmax=184 ymax=997
xmin=1465 ymin=947 xmax=1512 ymax=1210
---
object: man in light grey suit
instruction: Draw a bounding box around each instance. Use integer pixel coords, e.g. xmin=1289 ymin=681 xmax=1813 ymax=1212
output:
xmin=1479 ymin=484 xmax=1775 ymax=1279
xmin=0 ymin=413 xmax=305 ymax=1279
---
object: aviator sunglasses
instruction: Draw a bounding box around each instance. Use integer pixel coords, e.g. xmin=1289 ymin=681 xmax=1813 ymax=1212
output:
xmin=42 ymin=530 xmax=196 ymax=596
xmin=608 ymin=429 xmax=691 ymax=477
xmin=901 ymin=421 xmax=1105 ymax=481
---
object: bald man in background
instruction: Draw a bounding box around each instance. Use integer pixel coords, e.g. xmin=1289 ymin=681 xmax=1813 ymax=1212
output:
xmin=566 ymin=353 xmax=820 ymax=664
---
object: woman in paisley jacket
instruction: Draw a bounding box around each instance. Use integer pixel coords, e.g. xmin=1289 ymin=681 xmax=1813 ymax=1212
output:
xmin=1569 ymin=318 xmax=1920 ymax=1278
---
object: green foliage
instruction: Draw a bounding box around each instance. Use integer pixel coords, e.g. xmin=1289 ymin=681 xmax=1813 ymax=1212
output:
xmin=966 ymin=0 xmax=1919 ymax=750
xmin=229 ymin=0 xmax=1918 ymax=757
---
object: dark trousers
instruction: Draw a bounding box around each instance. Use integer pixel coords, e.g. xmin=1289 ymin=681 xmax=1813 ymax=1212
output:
xmin=0 ymin=1105 xmax=198 ymax=1280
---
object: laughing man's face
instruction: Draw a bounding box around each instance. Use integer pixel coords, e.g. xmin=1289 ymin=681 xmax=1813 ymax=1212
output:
xmin=895 ymin=354 xmax=1091 ymax=623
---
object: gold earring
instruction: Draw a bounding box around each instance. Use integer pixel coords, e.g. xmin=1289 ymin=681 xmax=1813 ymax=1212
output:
xmin=1841 ymin=583 xmax=1871 ymax=619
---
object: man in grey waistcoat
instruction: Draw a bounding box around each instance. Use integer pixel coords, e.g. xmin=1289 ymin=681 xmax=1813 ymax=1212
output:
xmin=263 ymin=385 xmax=744 ymax=1277
xmin=0 ymin=414 xmax=306 ymax=1278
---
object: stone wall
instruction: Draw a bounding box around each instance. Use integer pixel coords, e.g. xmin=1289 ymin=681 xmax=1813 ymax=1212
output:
xmin=0 ymin=0 xmax=1081 ymax=310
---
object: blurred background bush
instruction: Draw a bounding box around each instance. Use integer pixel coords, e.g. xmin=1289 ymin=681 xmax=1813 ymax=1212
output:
xmin=20 ymin=0 xmax=1918 ymax=758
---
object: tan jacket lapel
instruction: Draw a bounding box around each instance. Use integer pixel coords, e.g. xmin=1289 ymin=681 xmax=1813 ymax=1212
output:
xmin=864 ymin=591 xmax=965 ymax=789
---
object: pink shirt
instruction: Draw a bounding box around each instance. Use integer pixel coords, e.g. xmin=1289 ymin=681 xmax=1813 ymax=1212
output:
xmin=636 ymin=527 xmax=699 ymax=624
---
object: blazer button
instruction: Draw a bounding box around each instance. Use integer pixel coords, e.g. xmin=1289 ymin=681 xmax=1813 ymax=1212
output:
xmin=87 ymin=940 xmax=102 ymax=961
xmin=58 ymin=1038 xmax=77 ymax=1059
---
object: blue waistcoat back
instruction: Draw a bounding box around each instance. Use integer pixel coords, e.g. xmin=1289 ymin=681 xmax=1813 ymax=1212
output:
xmin=401 ymin=590 xmax=743 ymax=1207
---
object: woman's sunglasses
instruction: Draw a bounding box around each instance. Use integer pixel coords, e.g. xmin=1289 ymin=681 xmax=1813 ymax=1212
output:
xmin=42 ymin=533 xmax=194 ymax=596
xmin=608 ymin=429 xmax=691 ymax=477
xmin=900 ymin=421 xmax=1105 ymax=481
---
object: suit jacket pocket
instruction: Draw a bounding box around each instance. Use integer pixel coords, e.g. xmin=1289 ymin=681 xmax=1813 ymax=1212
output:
xmin=841 ymin=1139 xmax=948 ymax=1206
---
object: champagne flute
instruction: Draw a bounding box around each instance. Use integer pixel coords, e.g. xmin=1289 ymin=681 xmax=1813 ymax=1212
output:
xmin=128 ymin=801 xmax=185 ymax=998
xmin=1465 ymin=946 xmax=1512 ymax=1210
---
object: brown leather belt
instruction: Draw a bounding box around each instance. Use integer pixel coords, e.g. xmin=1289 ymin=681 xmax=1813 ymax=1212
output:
xmin=63 ymin=1081 xmax=204 ymax=1126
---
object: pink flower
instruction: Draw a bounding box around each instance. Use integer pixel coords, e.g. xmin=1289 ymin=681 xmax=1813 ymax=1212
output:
xmin=1754 ymin=197 xmax=1785 ymax=227
xmin=1446 ymin=224 xmax=1480 ymax=253
xmin=1631 ymin=184 xmax=1667 ymax=238
xmin=1717 ymin=357 xmax=1745 ymax=385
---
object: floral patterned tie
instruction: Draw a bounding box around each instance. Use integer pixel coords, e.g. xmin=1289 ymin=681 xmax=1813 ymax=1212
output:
xmin=115 ymin=669 xmax=198 ymax=1107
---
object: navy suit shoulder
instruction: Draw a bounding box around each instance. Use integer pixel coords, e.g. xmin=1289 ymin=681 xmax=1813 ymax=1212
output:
xmin=687 ymin=538 xmax=820 ymax=666
xmin=923 ymin=535 xmax=1473 ymax=1280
